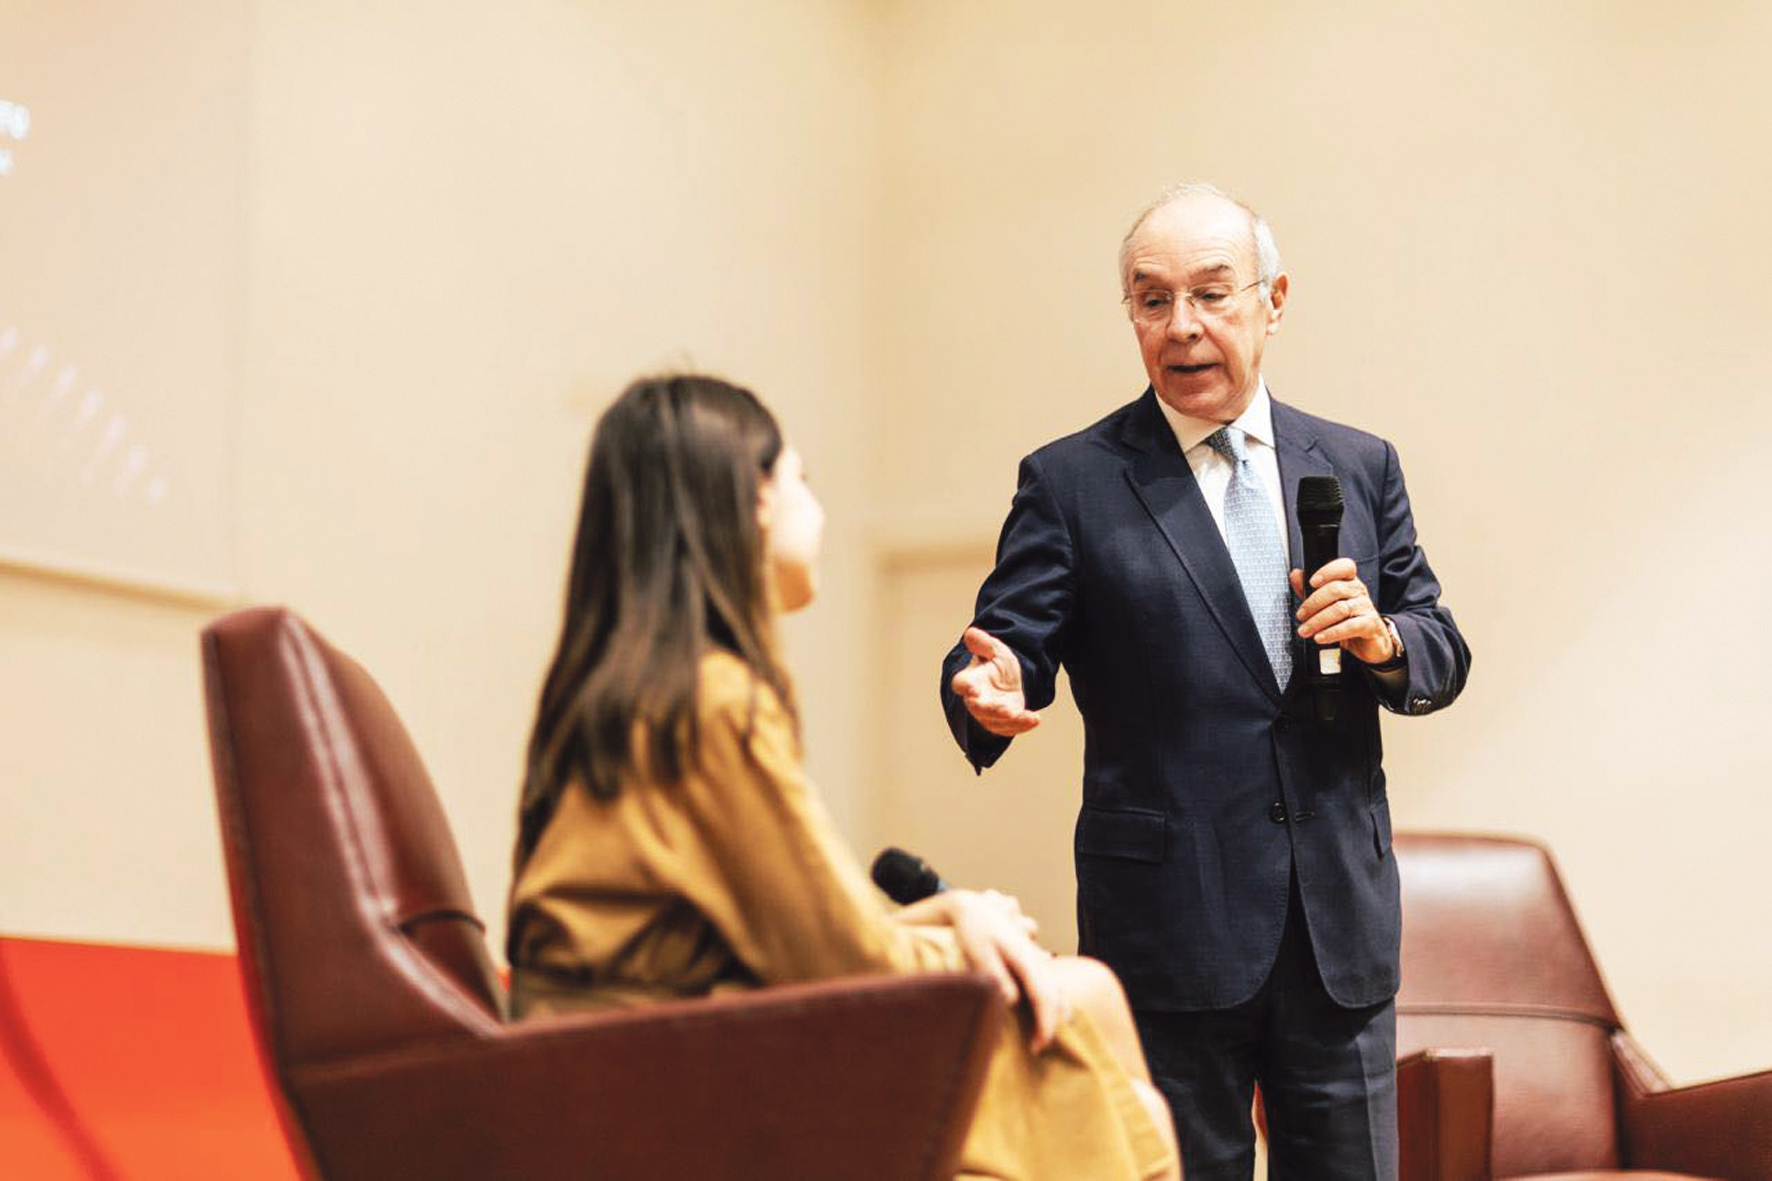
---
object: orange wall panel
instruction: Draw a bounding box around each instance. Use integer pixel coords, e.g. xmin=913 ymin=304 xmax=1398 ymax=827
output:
xmin=0 ymin=936 xmax=298 ymax=1179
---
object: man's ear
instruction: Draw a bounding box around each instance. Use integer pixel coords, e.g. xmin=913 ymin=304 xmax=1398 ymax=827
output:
xmin=1265 ymin=272 xmax=1290 ymax=335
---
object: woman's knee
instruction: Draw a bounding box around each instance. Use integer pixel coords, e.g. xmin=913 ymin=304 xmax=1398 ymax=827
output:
xmin=1055 ymin=955 xmax=1131 ymax=1020
xmin=1055 ymin=956 xmax=1150 ymax=1070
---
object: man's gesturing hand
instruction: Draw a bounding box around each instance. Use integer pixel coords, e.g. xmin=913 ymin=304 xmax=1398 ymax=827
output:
xmin=950 ymin=626 xmax=1042 ymax=737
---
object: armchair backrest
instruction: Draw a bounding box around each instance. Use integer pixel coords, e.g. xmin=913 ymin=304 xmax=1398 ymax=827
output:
xmin=1396 ymin=832 xmax=1623 ymax=1176
xmin=203 ymin=607 xmax=505 ymax=1081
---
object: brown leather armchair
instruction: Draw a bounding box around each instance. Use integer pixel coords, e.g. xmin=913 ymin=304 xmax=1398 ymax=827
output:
xmin=1395 ymin=832 xmax=1772 ymax=1180
xmin=202 ymin=606 xmax=999 ymax=1181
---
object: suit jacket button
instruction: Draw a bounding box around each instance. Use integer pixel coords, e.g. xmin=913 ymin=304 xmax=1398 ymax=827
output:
xmin=1268 ymin=802 xmax=1288 ymax=824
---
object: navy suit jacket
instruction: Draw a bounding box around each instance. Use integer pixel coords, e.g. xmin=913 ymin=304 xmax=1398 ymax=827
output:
xmin=941 ymin=388 xmax=1470 ymax=1012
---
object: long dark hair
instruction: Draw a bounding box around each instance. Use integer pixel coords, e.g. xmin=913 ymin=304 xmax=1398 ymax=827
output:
xmin=513 ymin=374 xmax=798 ymax=869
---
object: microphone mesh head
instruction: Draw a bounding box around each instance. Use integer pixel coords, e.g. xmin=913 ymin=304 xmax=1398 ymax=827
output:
xmin=1297 ymin=475 xmax=1344 ymax=526
xmin=870 ymin=847 xmax=942 ymax=905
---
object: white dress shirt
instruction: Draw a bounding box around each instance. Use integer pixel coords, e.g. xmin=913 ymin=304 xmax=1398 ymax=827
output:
xmin=1153 ymin=378 xmax=1288 ymax=549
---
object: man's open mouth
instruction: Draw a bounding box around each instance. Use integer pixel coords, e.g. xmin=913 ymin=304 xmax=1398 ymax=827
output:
xmin=1169 ymin=363 xmax=1215 ymax=374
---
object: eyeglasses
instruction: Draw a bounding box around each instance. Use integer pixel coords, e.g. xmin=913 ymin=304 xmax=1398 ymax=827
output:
xmin=1123 ymin=278 xmax=1266 ymax=326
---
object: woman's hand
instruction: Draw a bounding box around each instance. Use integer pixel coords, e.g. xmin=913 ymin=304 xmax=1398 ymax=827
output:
xmin=897 ymin=888 xmax=1039 ymax=937
xmin=901 ymin=888 xmax=1068 ymax=1050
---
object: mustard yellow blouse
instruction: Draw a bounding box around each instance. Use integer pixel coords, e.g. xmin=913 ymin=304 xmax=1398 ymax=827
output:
xmin=508 ymin=650 xmax=1171 ymax=1180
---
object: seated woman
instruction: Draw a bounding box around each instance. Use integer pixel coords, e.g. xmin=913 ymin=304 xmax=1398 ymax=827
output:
xmin=506 ymin=375 xmax=1179 ymax=1180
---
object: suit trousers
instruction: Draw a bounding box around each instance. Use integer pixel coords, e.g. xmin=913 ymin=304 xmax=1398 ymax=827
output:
xmin=1133 ymin=873 xmax=1398 ymax=1181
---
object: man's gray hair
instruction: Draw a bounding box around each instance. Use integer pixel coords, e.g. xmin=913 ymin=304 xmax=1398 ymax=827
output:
xmin=1117 ymin=182 xmax=1282 ymax=296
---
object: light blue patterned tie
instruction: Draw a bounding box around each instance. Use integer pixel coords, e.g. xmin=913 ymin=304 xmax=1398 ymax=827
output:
xmin=1207 ymin=426 xmax=1293 ymax=688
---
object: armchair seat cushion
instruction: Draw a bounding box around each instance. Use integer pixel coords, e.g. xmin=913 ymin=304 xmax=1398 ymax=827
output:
xmin=1398 ymin=1013 xmax=1620 ymax=1173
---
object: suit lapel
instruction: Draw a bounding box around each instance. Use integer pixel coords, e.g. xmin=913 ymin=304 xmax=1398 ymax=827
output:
xmin=1119 ymin=389 xmax=1282 ymax=702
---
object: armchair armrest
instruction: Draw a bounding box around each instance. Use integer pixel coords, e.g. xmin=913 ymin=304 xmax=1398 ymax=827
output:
xmin=285 ymin=972 xmax=1001 ymax=1181
xmin=1614 ymin=1031 xmax=1772 ymax=1180
xmin=1397 ymin=1047 xmax=1494 ymax=1181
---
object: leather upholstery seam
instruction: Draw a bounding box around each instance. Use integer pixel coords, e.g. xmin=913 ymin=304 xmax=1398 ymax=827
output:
xmin=399 ymin=908 xmax=487 ymax=934
xmin=1398 ymin=1001 xmax=1617 ymax=1029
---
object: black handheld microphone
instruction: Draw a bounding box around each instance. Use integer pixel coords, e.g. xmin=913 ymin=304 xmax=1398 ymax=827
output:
xmin=870 ymin=847 xmax=948 ymax=905
xmin=1297 ymin=475 xmax=1345 ymax=723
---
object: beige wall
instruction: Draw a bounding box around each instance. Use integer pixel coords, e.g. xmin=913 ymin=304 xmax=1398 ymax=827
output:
xmin=3 ymin=0 xmax=885 ymax=951
xmin=4 ymin=0 xmax=1769 ymax=1093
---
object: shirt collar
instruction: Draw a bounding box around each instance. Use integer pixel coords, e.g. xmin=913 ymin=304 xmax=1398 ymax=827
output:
xmin=1154 ymin=378 xmax=1275 ymax=454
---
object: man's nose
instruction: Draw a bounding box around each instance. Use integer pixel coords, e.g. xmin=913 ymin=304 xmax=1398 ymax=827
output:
xmin=1165 ymin=301 xmax=1204 ymax=339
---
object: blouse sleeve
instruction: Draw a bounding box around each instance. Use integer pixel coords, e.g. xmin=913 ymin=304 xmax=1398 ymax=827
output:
xmin=674 ymin=662 xmax=963 ymax=984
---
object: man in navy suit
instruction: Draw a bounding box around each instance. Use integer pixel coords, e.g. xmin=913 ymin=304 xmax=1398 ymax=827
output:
xmin=941 ymin=184 xmax=1470 ymax=1178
